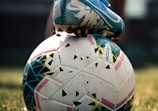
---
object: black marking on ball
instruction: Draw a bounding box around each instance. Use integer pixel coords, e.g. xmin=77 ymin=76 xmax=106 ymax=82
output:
xmin=95 ymin=48 xmax=99 ymax=53
xmin=92 ymin=93 xmax=96 ymax=98
xmin=40 ymin=56 xmax=46 ymax=63
xmin=56 ymin=33 xmax=61 ymax=36
xmin=36 ymin=56 xmax=41 ymax=60
xmin=48 ymin=60 xmax=53 ymax=65
xmin=76 ymin=91 xmax=79 ymax=97
xmin=65 ymin=43 xmax=70 ymax=48
xmin=74 ymin=55 xmax=78 ymax=60
xmin=113 ymin=56 xmax=116 ymax=63
xmin=62 ymin=90 xmax=67 ymax=97
xmin=99 ymin=50 xmax=103 ymax=54
xmin=80 ymin=58 xmax=83 ymax=60
xmin=73 ymin=101 xmax=81 ymax=106
xmin=47 ymin=72 xmax=54 ymax=76
xmin=88 ymin=102 xmax=96 ymax=106
xmin=50 ymin=53 xmax=54 ymax=58
xmin=59 ymin=67 xmax=64 ymax=72
xmin=95 ymin=63 xmax=98 ymax=67
xmin=106 ymin=65 xmax=110 ymax=69
xmin=69 ymin=71 xmax=73 ymax=73
xmin=86 ymin=56 xmax=90 ymax=59
xmin=41 ymin=55 xmax=46 ymax=60
xmin=86 ymin=81 xmax=89 ymax=84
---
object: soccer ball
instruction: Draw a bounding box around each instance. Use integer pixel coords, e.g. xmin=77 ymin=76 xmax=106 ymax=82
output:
xmin=22 ymin=33 xmax=135 ymax=111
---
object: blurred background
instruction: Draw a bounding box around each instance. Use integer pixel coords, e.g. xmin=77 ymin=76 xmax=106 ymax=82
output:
xmin=0 ymin=0 xmax=158 ymax=68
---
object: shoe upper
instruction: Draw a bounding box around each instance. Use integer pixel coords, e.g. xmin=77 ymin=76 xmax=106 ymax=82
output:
xmin=53 ymin=0 xmax=125 ymax=37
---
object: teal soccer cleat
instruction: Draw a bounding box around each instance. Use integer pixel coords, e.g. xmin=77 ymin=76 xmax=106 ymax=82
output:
xmin=53 ymin=0 xmax=125 ymax=38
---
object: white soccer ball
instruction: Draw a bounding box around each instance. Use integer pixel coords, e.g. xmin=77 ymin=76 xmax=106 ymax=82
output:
xmin=22 ymin=33 xmax=135 ymax=111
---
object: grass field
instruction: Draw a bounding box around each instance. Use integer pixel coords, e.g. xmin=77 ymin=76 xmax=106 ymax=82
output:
xmin=0 ymin=66 xmax=158 ymax=111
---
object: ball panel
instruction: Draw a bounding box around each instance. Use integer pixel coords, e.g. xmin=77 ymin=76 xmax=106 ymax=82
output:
xmin=59 ymin=37 xmax=98 ymax=69
xmin=116 ymin=95 xmax=134 ymax=111
xmin=49 ymin=65 xmax=80 ymax=84
xmin=59 ymin=39 xmax=81 ymax=69
xmin=127 ymin=71 xmax=136 ymax=96
xmin=52 ymin=73 xmax=85 ymax=106
xmin=74 ymin=37 xmax=98 ymax=69
xmin=116 ymin=81 xmax=130 ymax=108
xmin=83 ymin=58 xmax=117 ymax=87
xmin=35 ymin=78 xmax=62 ymax=99
xmin=35 ymin=90 xmax=48 ymax=111
xmin=115 ymin=88 xmax=135 ymax=110
xmin=115 ymin=52 xmax=129 ymax=87
xmin=82 ymin=73 xmax=117 ymax=106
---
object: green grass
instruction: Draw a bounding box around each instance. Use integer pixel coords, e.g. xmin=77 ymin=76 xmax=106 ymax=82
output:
xmin=132 ymin=66 xmax=158 ymax=111
xmin=0 ymin=68 xmax=26 ymax=111
xmin=0 ymin=66 xmax=158 ymax=111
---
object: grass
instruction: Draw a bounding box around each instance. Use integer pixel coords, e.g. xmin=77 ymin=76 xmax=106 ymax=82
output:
xmin=0 ymin=68 xmax=26 ymax=111
xmin=0 ymin=66 xmax=158 ymax=111
xmin=132 ymin=66 xmax=158 ymax=111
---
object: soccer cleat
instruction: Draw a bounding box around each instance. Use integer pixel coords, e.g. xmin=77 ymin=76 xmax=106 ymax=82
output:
xmin=53 ymin=0 xmax=125 ymax=38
